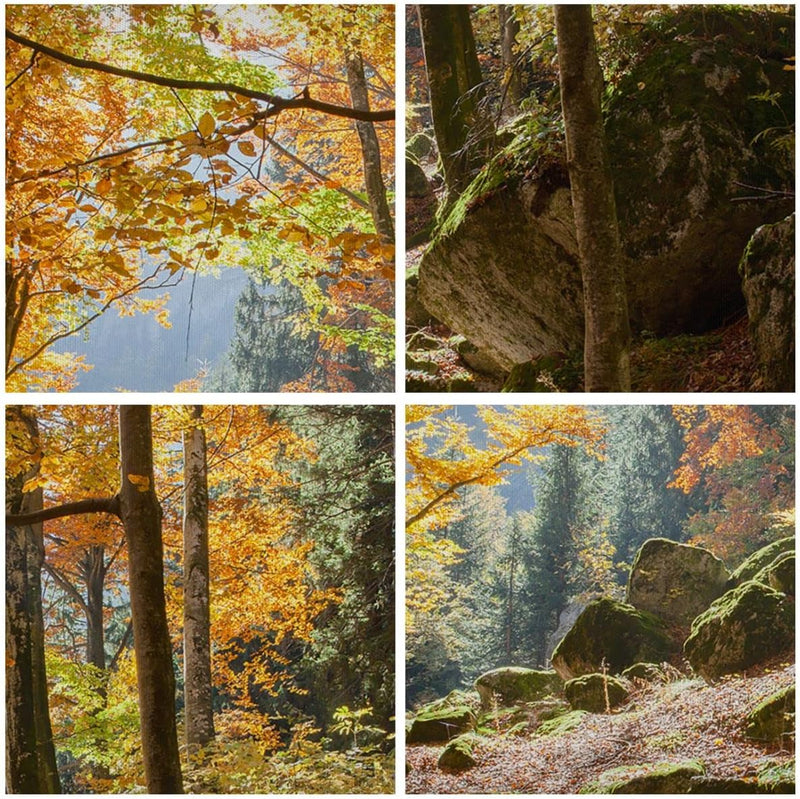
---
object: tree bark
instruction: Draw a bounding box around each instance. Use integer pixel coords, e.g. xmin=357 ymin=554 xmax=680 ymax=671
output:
xmin=182 ymin=405 xmax=215 ymax=752
xmin=555 ymin=5 xmax=631 ymax=391
xmin=84 ymin=546 xmax=107 ymax=672
xmin=6 ymin=408 xmax=61 ymax=794
xmin=118 ymin=406 xmax=183 ymax=793
xmin=418 ymin=5 xmax=491 ymax=199
xmin=499 ymin=5 xmax=523 ymax=116
xmin=346 ymin=52 xmax=394 ymax=243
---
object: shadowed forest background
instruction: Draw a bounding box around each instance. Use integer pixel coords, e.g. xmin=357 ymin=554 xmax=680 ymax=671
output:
xmin=406 ymin=5 xmax=794 ymax=392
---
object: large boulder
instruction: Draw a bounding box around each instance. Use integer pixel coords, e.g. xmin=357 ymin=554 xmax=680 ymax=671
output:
xmin=745 ymin=685 xmax=795 ymax=745
xmin=551 ymin=598 xmax=678 ymax=680
xmin=406 ymin=706 xmax=476 ymax=744
xmin=727 ymin=536 xmax=795 ymax=588
xmin=564 ymin=674 xmax=631 ymax=713
xmin=684 ymin=581 xmax=794 ymax=682
xmin=740 ymin=214 xmax=795 ymax=391
xmin=752 ymin=551 xmax=795 ymax=596
xmin=626 ymin=538 xmax=729 ymax=628
xmin=437 ymin=734 xmax=477 ymax=771
xmin=406 ymin=156 xmax=433 ymax=199
xmin=417 ymin=8 xmax=794 ymax=370
xmin=580 ymin=760 xmax=705 ymax=794
xmin=474 ymin=667 xmax=563 ymax=710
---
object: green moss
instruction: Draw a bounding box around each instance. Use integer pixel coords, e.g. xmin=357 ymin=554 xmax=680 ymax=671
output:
xmin=745 ymin=685 xmax=795 ymax=744
xmin=684 ymin=580 xmax=795 ymax=681
xmin=564 ymin=674 xmax=630 ymax=713
xmin=437 ymin=733 xmax=479 ymax=771
xmin=580 ymin=759 xmax=705 ymax=794
xmin=535 ymin=709 xmax=587 ymax=738
xmin=433 ymin=114 xmax=564 ymax=242
xmin=406 ymin=706 xmax=476 ymax=744
xmin=757 ymin=759 xmax=795 ymax=792
xmin=474 ymin=667 xmax=563 ymax=708
xmin=728 ymin=536 xmax=795 ymax=587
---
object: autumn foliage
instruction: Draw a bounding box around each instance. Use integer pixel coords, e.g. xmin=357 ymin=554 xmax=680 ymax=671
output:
xmin=6 ymin=5 xmax=394 ymax=391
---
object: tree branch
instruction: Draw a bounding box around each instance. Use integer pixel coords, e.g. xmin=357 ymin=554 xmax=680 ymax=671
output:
xmin=6 ymin=495 xmax=121 ymax=526
xmin=6 ymin=29 xmax=394 ymax=123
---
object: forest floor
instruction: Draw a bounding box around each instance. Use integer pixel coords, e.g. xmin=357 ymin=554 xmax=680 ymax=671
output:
xmin=406 ymin=661 xmax=794 ymax=794
xmin=406 ymin=243 xmax=762 ymax=393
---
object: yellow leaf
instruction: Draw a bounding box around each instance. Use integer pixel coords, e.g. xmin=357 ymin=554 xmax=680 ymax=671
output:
xmin=127 ymin=474 xmax=150 ymax=492
xmin=190 ymin=197 xmax=208 ymax=213
xmin=237 ymin=140 xmax=257 ymax=157
xmin=165 ymin=190 xmax=183 ymax=205
xmin=96 ymin=177 xmax=113 ymax=196
xmin=197 ymin=111 xmax=215 ymax=138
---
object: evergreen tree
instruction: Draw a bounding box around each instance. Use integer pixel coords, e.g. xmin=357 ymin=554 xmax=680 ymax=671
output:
xmin=603 ymin=406 xmax=693 ymax=567
xmin=518 ymin=445 xmax=590 ymax=666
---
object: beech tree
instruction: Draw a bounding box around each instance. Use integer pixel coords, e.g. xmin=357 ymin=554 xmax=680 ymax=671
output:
xmin=7 ymin=406 xmax=183 ymax=793
xmin=182 ymin=406 xmax=215 ymax=752
xmin=555 ymin=4 xmax=631 ymax=391
xmin=6 ymin=408 xmax=61 ymax=794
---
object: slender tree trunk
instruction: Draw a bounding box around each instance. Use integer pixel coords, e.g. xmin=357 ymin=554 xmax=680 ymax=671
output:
xmin=555 ymin=5 xmax=631 ymax=391
xmin=499 ymin=5 xmax=523 ymax=116
xmin=418 ymin=5 xmax=491 ymax=200
xmin=183 ymin=405 xmax=215 ymax=752
xmin=118 ymin=406 xmax=183 ymax=793
xmin=346 ymin=52 xmax=394 ymax=244
xmin=6 ymin=408 xmax=61 ymax=794
xmin=85 ymin=546 xmax=107 ymax=673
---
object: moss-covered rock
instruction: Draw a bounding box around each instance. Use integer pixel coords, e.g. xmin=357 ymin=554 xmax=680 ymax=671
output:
xmin=501 ymin=351 xmax=583 ymax=392
xmin=740 ymin=213 xmax=795 ymax=391
xmin=437 ymin=733 xmax=478 ymax=771
xmin=534 ymin=709 xmax=587 ymax=737
xmin=406 ymin=706 xmax=476 ymax=744
xmin=684 ymin=581 xmax=794 ymax=682
xmin=757 ymin=759 xmax=795 ymax=793
xmin=753 ymin=551 xmax=795 ymax=597
xmin=407 ymin=131 xmax=435 ymax=161
xmin=727 ymin=536 xmax=795 ymax=588
xmin=580 ymin=759 xmax=705 ymax=793
xmin=621 ymin=662 xmax=668 ymax=683
xmin=406 ymin=156 xmax=432 ymax=199
xmin=474 ymin=667 xmax=563 ymax=710
xmin=745 ymin=685 xmax=795 ymax=745
xmin=551 ymin=597 xmax=678 ymax=680
xmin=417 ymin=7 xmax=794 ymax=371
xmin=564 ymin=674 xmax=630 ymax=713
xmin=626 ymin=538 xmax=729 ymax=628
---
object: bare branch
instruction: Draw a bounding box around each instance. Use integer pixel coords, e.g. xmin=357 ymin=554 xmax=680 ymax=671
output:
xmin=6 ymin=29 xmax=394 ymax=123
xmin=6 ymin=495 xmax=121 ymax=526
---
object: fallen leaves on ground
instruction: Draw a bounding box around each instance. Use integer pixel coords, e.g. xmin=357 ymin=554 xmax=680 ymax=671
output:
xmin=406 ymin=662 xmax=794 ymax=794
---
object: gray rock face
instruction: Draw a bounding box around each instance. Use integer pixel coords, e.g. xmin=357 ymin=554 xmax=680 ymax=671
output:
xmin=417 ymin=8 xmax=794 ymax=370
xmin=406 ymin=156 xmax=432 ymax=199
xmin=474 ymin=667 xmax=563 ymax=710
xmin=626 ymin=538 xmax=729 ymax=628
xmin=551 ymin=597 xmax=677 ymax=680
xmin=740 ymin=214 xmax=795 ymax=391
xmin=684 ymin=581 xmax=795 ymax=682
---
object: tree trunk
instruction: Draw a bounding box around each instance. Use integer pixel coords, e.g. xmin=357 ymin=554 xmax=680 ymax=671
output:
xmin=85 ymin=545 xmax=107 ymax=673
xmin=418 ymin=4 xmax=491 ymax=199
xmin=118 ymin=406 xmax=183 ymax=793
xmin=499 ymin=5 xmax=523 ymax=116
xmin=182 ymin=405 xmax=215 ymax=751
xmin=555 ymin=4 xmax=631 ymax=391
xmin=5 ymin=408 xmax=61 ymax=794
xmin=346 ymin=52 xmax=394 ymax=244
